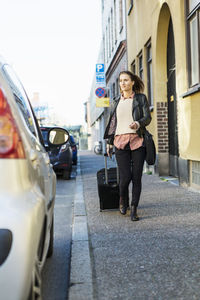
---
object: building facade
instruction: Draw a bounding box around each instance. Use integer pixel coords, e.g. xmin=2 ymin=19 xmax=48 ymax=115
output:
xmin=86 ymin=43 xmax=105 ymax=151
xmin=87 ymin=0 xmax=128 ymax=152
xmin=126 ymin=0 xmax=200 ymax=189
xmin=101 ymin=0 xmax=128 ymax=126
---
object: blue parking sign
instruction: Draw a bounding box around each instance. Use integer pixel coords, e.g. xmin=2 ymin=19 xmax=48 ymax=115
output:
xmin=96 ymin=64 xmax=104 ymax=73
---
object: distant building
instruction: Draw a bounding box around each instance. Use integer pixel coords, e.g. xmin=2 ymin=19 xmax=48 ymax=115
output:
xmin=30 ymin=92 xmax=49 ymax=125
xmin=30 ymin=92 xmax=58 ymax=126
xmin=86 ymin=42 xmax=105 ymax=151
xmin=65 ymin=125 xmax=88 ymax=150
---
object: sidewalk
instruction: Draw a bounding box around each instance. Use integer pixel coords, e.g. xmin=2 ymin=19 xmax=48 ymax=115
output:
xmin=69 ymin=150 xmax=200 ymax=300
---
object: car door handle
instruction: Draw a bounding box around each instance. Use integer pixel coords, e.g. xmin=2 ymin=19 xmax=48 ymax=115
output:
xmin=29 ymin=149 xmax=38 ymax=162
xmin=45 ymin=156 xmax=50 ymax=165
xmin=42 ymin=152 xmax=50 ymax=165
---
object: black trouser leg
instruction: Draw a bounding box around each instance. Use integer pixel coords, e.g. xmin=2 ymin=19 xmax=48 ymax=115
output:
xmin=131 ymin=146 xmax=146 ymax=207
xmin=115 ymin=146 xmax=145 ymax=208
xmin=115 ymin=147 xmax=132 ymax=202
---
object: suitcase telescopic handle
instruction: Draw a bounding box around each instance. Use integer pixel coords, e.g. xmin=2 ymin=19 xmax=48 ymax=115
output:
xmin=103 ymin=152 xmax=115 ymax=157
xmin=103 ymin=153 xmax=119 ymax=185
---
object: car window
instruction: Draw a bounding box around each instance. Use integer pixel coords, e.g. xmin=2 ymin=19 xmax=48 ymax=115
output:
xmin=41 ymin=130 xmax=48 ymax=143
xmin=70 ymin=135 xmax=76 ymax=146
xmin=2 ymin=64 xmax=37 ymax=136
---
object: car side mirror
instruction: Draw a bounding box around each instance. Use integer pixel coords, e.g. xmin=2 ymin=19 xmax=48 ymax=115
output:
xmin=48 ymin=127 xmax=70 ymax=146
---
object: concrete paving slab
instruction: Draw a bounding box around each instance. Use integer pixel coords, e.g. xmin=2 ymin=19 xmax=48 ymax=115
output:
xmin=72 ymin=215 xmax=89 ymax=241
xmin=74 ymin=202 xmax=86 ymax=216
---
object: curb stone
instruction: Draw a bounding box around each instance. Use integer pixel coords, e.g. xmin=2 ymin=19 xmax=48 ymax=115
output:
xmin=68 ymin=162 xmax=93 ymax=300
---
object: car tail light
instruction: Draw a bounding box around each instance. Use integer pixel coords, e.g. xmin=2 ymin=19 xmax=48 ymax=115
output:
xmin=0 ymin=87 xmax=25 ymax=158
xmin=59 ymin=144 xmax=68 ymax=153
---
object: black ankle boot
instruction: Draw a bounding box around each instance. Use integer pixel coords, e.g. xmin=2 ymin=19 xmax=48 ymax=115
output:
xmin=131 ymin=205 xmax=139 ymax=221
xmin=119 ymin=197 xmax=127 ymax=215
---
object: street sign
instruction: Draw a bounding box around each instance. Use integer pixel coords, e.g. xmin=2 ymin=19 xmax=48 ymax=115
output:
xmin=96 ymin=97 xmax=110 ymax=107
xmin=96 ymin=63 xmax=105 ymax=86
xmin=96 ymin=74 xmax=105 ymax=84
xmin=96 ymin=64 xmax=104 ymax=73
xmin=95 ymin=87 xmax=106 ymax=98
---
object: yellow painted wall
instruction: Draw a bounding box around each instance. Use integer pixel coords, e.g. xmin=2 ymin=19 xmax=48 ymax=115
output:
xmin=126 ymin=0 xmax=200 ymax=162
xmin=179 ymin=92 xmax=200 ymax=160
xmin=126 ymin=0 xmax=159 ymax=145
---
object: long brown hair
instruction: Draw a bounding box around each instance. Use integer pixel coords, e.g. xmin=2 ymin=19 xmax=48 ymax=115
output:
xmin=119 ymin=70 xmax=144 ymax=93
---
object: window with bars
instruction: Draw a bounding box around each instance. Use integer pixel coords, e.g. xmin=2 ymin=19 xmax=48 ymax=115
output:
xmin=186 ymin=0 xmax=200 ymax=87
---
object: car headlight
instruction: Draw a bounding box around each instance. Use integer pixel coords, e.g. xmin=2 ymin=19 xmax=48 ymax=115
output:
xmin=0 ymin=229 xmax=13 ymax=266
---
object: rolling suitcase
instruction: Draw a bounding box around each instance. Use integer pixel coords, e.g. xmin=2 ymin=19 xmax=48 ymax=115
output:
xmin=97 ymin=154 xmax=120 ymax=211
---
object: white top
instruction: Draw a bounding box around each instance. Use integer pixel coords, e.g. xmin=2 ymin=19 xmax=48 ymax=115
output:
xmin=115 ymin=98 xmax=137 ymax=135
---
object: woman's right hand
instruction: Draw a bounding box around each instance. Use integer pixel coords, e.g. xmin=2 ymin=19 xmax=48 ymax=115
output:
xmin=106 ymin=144 xmax=113 ymax=158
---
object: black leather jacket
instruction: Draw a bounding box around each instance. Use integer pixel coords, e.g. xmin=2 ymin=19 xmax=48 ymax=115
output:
xmin=104 ymin=93 xmax=152 ymax=145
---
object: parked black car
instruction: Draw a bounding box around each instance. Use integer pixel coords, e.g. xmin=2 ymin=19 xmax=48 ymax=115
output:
xmin=69 ymin=134 xmax=78 ymax=165
xmin=40 ymin=126 xmax=72 ymax=179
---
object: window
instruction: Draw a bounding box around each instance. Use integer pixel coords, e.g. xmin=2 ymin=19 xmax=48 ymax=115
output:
xmin=112 ymin=82 xmax=116 ymax=99
xmin=108 ymin=18 xmax=111 ymax=58
xmin=146 ymin=42 xmax=153 ymax=107
xmin=111 ymin=9 xmax=114 ymax=51
xmin=128 ymin=0 xmax=134 ymax=15
xmin=189 ymin=0 xmax=199 ymax=11
xmin=101 ymin=0 xmax=104 ymax=12
xmin=114 ymin=0 xmax=117 ymax=44
xmin=186 ymin=0 xmax=200 ymax=87
xmin=107 ymin=87 xmax=110 ymax=98
xmin=103 ymin=35 xmax=106 ymax=63
xmin=116 ymin=77 xmax=119 ymax=96
xmin=131 ymin=60 xmax=136 ymax=74
xmin=138 ymin=52 xmax=143 ymax=80
xmin=119 ymin=0 xmax=123 ymax=32
xmin=3 ymin=65 xmax=37 ymax=136
xmin=106 ymin=27 xmax=108 ymax=62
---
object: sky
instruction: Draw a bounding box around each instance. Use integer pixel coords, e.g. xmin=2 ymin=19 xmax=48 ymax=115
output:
xmin=0 ymin=0 xmax=102 ymax=126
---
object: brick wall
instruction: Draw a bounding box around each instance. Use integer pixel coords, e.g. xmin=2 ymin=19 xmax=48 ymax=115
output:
xmin=157 ymin=102 xmax=169 ymax=153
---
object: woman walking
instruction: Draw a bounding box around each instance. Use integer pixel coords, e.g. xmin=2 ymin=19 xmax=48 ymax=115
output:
xmin=104 ymin=71 xmax=151 ymax=221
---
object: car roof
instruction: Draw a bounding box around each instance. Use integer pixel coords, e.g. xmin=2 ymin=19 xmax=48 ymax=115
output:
xmin=40 ymin=126 xmax=63 ymax=130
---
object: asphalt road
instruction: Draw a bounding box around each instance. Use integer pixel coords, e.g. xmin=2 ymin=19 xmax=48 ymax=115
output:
xmin=42 ymin=167 xmax=77 ymax=300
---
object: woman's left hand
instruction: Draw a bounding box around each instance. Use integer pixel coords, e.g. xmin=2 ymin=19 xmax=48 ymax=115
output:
xmin=129 ymin=122 xmax=139 ymax=130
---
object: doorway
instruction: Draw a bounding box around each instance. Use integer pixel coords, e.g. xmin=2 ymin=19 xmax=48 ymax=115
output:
xmin=167 ymin=18 xmax=179 ymax=177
